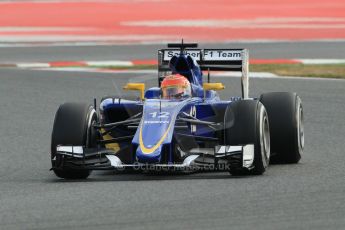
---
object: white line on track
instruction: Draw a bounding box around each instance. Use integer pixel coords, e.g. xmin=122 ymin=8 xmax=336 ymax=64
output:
xmin=17 ymin=63 xmax=51 ymax=68
xmin=85 ymin=61 xmax=133 ymax=67
xmin=296 ymin=59 xmax=345 ymax=64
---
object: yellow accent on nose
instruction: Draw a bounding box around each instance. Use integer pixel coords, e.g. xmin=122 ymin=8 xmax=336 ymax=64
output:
xmin=139 ymin=122 xmax=173 ymax=154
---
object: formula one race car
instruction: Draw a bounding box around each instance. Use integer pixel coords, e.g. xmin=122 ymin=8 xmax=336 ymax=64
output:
xmin=51 ymin=42 xmax=304 ymax=179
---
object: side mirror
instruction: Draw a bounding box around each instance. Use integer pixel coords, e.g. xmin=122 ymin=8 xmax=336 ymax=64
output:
xmin=123 ymin=83 xmax=145 ymax=100
xmin=203 ymin=83 xmax=225 ymax=91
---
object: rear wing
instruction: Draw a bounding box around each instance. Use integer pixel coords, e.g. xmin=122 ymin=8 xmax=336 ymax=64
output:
xmin=158 ymin=48 xmax=249 ymax=99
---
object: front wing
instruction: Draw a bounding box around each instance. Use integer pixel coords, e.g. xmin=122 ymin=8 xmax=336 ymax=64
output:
xmin=52 ymin=144 xmax=255 ymax=172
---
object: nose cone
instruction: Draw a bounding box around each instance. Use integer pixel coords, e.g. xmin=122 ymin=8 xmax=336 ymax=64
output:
xmin=136 ymin=119 xmax=172 ymax=163
xmin=134 ymin=101 xmax=177 ymax=163
xmin=132 ymin=99 xmax=194 ymax=163
xmin=136 ymin=145 xmax=162 ymax=163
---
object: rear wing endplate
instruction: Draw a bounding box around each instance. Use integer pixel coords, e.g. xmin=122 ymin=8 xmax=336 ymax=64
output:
xmin=158 ymin=49 xmax=249 ymax=99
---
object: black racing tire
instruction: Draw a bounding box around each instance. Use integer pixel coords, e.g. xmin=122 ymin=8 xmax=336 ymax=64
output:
xmin=51 ymin=103 xmax=98 ymax=179
xmin=260 ymin=92 xmax=304 ymax=164
xmin=224 ymin=100 xmax=270 ymax=175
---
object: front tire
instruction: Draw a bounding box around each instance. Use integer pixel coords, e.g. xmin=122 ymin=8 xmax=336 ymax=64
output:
xmin=51 ymin=103 xmax=97 ymax=179
xmin=224 ymin=100 xmax=270 ymax=175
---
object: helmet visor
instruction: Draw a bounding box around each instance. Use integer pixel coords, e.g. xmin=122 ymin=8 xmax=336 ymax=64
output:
xmin=162 ymin=86 xmax=185 ymax=99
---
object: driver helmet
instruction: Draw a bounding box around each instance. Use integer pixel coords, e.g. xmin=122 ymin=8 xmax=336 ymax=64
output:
xmin=161 ymin=74 xmax=191 ymax=99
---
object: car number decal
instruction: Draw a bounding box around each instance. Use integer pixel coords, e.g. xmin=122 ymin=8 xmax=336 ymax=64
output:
xmin=149 ymin=111 xmax=170 ymax=118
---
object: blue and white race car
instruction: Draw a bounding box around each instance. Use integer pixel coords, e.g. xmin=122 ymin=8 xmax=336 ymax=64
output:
xmin=51 ymin=42 xmax=304 ymax=179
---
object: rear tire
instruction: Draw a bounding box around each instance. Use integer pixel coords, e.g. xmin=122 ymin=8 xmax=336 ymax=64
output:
xmin=260 ymin=92 xmax=304 ymax=163
xmin=51 ymin=103 xmax=97 ymax=179
xmin=224 ymin=100 xmax=270 ymax=175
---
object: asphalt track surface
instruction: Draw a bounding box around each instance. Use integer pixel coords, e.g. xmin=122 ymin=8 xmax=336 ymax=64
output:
xmin=1 ymin=61 xmax=345 ymax=229
xmin=1 ymin=41 xmax=345 ymax=63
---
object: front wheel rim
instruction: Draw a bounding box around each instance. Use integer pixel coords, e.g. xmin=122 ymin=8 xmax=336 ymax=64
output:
xmin=260 ymin=108 xmax=270 ymax=168
xmin=297 ymin=102 xmax=304 ymax=153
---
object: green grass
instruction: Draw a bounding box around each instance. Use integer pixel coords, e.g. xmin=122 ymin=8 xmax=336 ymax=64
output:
xmin=250 ymin=63 xmax=345 ymax=79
